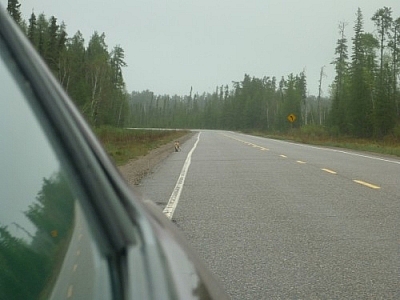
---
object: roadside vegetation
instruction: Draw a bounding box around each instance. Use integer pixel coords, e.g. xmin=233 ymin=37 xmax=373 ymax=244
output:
xmin=94 ymin=127 xmax=189 ymax=165
xmin=7 ymin=2 xmax=400 ymax=159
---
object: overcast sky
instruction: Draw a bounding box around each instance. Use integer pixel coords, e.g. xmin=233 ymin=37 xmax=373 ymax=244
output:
xmin=1 ymin=1 xmax=399 ymax=97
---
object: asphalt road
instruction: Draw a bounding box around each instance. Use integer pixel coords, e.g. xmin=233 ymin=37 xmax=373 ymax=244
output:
xmin=50 ymin=202 xmax=111 ymax=299
xmin=136 ymin=130 xmax=400 ymax=299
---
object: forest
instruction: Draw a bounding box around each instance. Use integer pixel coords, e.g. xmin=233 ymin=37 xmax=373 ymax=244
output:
xmin=128 ymin=7 xmax=400 ymax=139
xmin=6 ymin=1 xmax=400 ymax=139
xmin=6 ymin=0 xmax=129 ymax=127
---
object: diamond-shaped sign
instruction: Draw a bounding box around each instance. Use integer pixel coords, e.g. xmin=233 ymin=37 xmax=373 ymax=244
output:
xmin=287 ymin=114 xmax=296 ymax=123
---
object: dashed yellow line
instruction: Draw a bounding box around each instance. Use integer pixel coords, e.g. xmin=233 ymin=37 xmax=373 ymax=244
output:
xmin=322 ymin=168 xmax=337 ymax=174
xmin=223 ymin=134 xmax=383 ymax=191
xmin=223 ymin=134 xmax=271 ymax=151
xmin=353 ymin=180 xmax=380 ymax=189
xmin=67 ymin=285 xmax=73 ymax=298
xmin=73 ymin=264 xmax=78 ymax=272
xmin=224 ymin=134 xmax=384 ymax=191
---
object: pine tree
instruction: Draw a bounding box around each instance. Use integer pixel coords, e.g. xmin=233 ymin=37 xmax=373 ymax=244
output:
xmin=36 ymin=13 xmax=48 ymax=57
xmin=7 ymin=0 xmax=21 ymax=24
xmin=372 ymin=7 xmax=396 ymax=137
xmin=27 ymin=12 xmax=37 ymax=46
xmin=330 ymin=22 xmax=349 ymax=133
xmin=46 ymin=16 xmax=59 ymax=71
xmin=348 ymin=8 xmax=373 ymax=137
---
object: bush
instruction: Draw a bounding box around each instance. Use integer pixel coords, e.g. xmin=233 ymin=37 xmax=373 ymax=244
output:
xmin=300 ymin=125 xmax=328 ymax=139
xmin=393 ymin=124 xmax=400 ymax=142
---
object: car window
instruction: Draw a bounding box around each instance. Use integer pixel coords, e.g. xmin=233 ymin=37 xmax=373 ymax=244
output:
xmin=0 ymin=39 xmax=112 ymax=299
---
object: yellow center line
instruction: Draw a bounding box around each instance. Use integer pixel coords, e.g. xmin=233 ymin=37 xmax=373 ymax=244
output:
xmin=280 ymin=155 xmax=287 ymax=158
xmin=353 ymin=180 xmax=381 ymax=189
xmin=73 ymin=264 xmax=78 ymax=272
xmin=297 ymin=160 xmax=306 ymax=164
xmin=67 ymin=285 xmax=73 ymax=298
xmin=322 ymin=168 xmax=337 ymax=174
xmin=76 ymin=250 xmax=81 ymax=256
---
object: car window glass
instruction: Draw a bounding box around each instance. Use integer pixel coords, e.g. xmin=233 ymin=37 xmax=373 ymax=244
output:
xmin=0 ymin=41 xmax=111 ymax=299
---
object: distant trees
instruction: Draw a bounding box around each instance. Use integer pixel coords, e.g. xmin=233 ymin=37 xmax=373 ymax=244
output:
xmin=128 ymin=72 xmax=322 ymax=131
xmin=7 ymin=1 xmax=399 ymax=138
xmin=109 ymin=5 xmax=400 ymax=138
xmin=329 ymin=7 xmax=400 ymax=139
xmin=6 ymin=0 xmax=129 ymax=128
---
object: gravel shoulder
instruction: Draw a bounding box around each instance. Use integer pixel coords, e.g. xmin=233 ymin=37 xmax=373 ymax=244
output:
xmin=118 ymin=132 xmax=194 ymax=186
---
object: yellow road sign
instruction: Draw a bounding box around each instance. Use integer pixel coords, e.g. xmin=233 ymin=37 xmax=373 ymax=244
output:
xmin=287 ymin=114 xmax=296 ymax=123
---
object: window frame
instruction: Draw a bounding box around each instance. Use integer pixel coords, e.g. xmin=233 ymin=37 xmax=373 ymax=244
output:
xmin=0 ymin=8 xmax=144 ymax=299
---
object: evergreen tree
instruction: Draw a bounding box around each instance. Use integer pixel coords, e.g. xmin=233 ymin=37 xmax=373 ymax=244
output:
xmin=372 ymin=7 xmax=396 ymax=137
xmin=36 ymin=13 xmax=48 ymax=57
xmin=27 ymin=12 xmax=37 ymax=46
xmin=372 ymin=7 xmax=393 ymax=83
xmin=46 ymin=16 xmax=59 ymax=71
xmin=63 ymin=31 xmax=88 ymax=106
xmin=56 ymin=22 xmax=68 ymax=85
xmin=348 ymin=8 xmax=373 ymax=137
xmin=330 ymin=22 xmax=349 ymax=133
xmin=85 ymin=32 xmax=110 ymax=125
xmin=7 ymin=0 xmax=21 ymax=24
xmin=282 ymin=74 xmax=302 ymax=128
xmin=110 ymin=45 xmax=127 ymax=90
xmin=110 ymin=45 xmax=128 ymax=126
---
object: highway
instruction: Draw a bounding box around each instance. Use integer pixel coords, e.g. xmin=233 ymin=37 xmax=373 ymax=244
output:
xmin=50 ymin=202 xmax=111 ymax=299
xmin=136 ymin=130 xmax=400 ymax=299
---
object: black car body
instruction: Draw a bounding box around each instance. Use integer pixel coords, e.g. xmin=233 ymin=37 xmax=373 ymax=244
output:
xmin=0 ymin=6 xmax=228 ymax=300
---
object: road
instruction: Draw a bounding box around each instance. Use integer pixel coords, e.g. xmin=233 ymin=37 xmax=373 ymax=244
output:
xmin=136 ymin=130 xmax=400 ymax=299
xmin=50 ymin=202 xmax=111 ymax=299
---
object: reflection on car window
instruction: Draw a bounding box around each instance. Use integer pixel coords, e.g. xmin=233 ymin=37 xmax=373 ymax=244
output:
xmin=0 ymin=40 xmax=111 ymax=299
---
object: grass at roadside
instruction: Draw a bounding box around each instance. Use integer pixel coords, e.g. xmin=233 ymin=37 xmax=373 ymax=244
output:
xmin=94 ymin=127 xmax=189 ymax=165
xmin=247 ymin=127 xmax=400 ymax=157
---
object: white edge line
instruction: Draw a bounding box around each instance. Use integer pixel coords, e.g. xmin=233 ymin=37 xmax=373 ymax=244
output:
xmin=163 ymin=132 xmax=201 ymax=219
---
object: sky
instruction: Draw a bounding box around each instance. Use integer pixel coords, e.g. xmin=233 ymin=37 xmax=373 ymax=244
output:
xmin=1 ymin=0 xmax=399 ymax=97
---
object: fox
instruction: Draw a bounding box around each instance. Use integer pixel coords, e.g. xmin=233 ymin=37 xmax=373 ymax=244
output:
xmin=174 ymin=141 xmax=181 ymax=152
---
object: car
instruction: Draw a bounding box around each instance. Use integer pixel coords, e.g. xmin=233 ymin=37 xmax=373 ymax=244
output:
xmin=0 ymin=6 xmax=229 ymax=300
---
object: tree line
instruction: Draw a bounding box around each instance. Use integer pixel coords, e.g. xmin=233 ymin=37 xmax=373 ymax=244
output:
xmin=7 ymin=0 xmax=129 ymax=127
xmin=7 ymin=2 xmax=400 ymax=138
xmin=128 ymin=75 xmax=330 ymax=131
xmin=129 ymin=7 xmax=399 ymax=139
